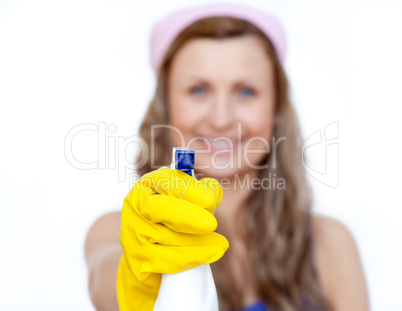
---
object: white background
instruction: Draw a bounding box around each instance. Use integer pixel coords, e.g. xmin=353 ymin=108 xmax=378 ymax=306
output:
xmin=1 ymin=0 xmax=401 ymax=310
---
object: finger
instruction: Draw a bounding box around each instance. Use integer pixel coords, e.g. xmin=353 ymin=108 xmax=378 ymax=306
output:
xmin=141 ymin=243 xmax=227 ymax=276
xmin=120 ymin=224 xmax=229 ymax=281
xmin=198 ymin=178 xmax=223 ymax=214
xmin=141 ymin=194 xmax=217 ymax=234
xmin=139 ymin=167 xmax=219 ymax=210
xmin=137 ymin=221 xmax=229 ymax=249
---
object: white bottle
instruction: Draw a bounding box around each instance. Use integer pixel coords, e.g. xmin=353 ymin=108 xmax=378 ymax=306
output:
xmin=153 ymin=148 xmax=219 ymax=311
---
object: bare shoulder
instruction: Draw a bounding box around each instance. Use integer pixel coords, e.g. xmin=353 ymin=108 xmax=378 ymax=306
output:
xmin=84 ymin=211 xmax=122 ymax=266
xmin=312 ymin=214 xmax=354 ymax=248
xmin=312 ymin=214 xmax=370 ymax=311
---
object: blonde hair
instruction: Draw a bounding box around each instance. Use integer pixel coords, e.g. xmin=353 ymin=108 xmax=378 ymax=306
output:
xmin=137 ymin=16 xmax=333 ymax=311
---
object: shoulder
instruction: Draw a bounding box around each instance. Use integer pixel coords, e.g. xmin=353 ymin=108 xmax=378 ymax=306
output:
xmin=311 ymin=214 xmax=370 ymax=310
xmin=312 ymin=214 xmax=354 ymax=249
xmin=88 ymin=211 xmax=122 ymax=229
xmin=312 ymin=215 xmax=358 ymax=278
xmin=84 ymin=211 xmax=122 ymax=266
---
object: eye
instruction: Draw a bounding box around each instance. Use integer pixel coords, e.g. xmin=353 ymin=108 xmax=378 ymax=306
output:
xmin=189 ymin=86 xmax=207 ymax=96
xmin=238 ymin=87 xmax=255 ymax=98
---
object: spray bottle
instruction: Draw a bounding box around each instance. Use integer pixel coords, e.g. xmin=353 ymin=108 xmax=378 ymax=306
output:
xmin=153 ymin=148 xmax=219 ymax=311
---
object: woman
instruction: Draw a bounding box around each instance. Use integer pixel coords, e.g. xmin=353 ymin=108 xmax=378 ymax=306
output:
xmin=85 ymin=3 xmax=369 ymax=311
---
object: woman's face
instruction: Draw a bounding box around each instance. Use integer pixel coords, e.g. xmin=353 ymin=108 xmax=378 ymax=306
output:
xmin=167 ymin=35 xmax=276 ymax=180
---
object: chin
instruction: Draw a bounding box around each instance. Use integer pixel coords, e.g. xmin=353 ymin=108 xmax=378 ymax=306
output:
xmin=194 ymin=159 xmax=251 ymax=182
xmin=194 ymin=167 xmax=237 ymax=181
xmin=194 ymin=152 xmax=232 ymax=178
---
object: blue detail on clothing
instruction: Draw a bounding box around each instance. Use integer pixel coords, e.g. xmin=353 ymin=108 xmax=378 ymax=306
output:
xmin=241 ymin=300 xmax=267 ymax=311
xmin=235 ymin=216 xmax=325 ymax=311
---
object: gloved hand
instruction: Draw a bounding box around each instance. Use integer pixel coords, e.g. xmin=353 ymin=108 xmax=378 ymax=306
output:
xmin=116 ymin=166 xmax=229 ymax=311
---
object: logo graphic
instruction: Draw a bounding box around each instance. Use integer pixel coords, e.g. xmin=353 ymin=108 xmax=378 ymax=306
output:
xmin=302 ymin=121 xmax=339 ymax=188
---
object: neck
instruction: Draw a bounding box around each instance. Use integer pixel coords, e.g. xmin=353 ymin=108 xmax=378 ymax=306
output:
xmin=214 ymin=170 xmax=258 ymax=238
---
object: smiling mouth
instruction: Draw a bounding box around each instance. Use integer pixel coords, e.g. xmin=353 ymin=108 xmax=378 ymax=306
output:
xmin=197 ymin=137 xmax=243 ymax=151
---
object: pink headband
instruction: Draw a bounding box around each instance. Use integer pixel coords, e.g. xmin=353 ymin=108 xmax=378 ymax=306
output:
xmin=150 ymin=3 xmax=286 ymax=72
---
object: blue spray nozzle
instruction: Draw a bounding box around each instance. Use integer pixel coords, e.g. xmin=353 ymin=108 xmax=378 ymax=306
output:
xmin=172 ymin=148 xmax=195 ymax=176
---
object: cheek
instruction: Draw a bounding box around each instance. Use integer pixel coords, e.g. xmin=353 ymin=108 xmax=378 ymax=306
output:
xmin=170 ymin=106 xmax=200 ymax=130
xmin=238 ymin=102 xmax=275 ymax=166
xmin=168 ymin=102 xmax=205 ymax=147
xmin=240 ymin=103 xmax=274 ymax=139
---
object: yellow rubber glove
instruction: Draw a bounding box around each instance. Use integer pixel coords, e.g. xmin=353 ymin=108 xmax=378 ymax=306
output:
xmin=117 ymin=166 xmax=229 ymax=311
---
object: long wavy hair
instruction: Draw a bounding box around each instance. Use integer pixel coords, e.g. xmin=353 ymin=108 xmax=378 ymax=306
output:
xmin=137 ymin=16 xmax=333 ymax=311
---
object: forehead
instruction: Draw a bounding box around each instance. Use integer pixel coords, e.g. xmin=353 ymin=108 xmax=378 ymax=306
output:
xmin=169 ymin=35 xmax=274 ymax=81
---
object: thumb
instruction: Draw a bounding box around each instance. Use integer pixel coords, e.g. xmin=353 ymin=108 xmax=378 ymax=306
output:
xmin=199 ymin=178 xmax=223 ymax=214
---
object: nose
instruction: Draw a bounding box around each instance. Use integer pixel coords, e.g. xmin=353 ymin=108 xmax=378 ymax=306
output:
xmin=208 ymin=93 xmax=235 ymax=130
